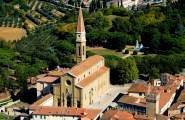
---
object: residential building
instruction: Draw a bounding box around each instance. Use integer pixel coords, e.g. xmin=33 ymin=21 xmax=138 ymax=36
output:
xmin=30 ymin=106 xmax=101 ymax=120
xmin=117 ymin=74 xmax=184 ymax=118
xmin=36 ymin=68 xmax=69 ymax=98
xmin=168 ymin=90 xmax=185 ymax=117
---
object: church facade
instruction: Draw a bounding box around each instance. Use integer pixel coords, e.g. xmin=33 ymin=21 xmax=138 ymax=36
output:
xmin=53 ymin=8 xmax=110 ymax=108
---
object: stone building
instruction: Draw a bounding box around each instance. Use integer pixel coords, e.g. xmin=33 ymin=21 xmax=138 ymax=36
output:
xmin=53 ymin=8 xmax=110 ymax=108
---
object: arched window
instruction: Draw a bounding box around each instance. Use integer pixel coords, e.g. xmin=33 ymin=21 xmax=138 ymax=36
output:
xmin=79 ymin=46 xmax=81 ymax=56
xmin=83 ymin=46 xmax=85 ymax=55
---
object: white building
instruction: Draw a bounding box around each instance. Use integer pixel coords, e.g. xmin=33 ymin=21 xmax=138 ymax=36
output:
xmin=30 ymin=106 xmax=101 ymax=120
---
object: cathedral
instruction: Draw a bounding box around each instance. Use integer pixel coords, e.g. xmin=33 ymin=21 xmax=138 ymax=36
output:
xmin=53 ymin=8 xmax=110 ymax=108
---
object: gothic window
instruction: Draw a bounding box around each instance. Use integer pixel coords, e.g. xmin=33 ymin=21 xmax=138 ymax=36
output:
xmin=77 ymin=100 xmax=81 ymax=107
xmin=67 ymin=94 xmax=72 ymax=107
xmin=58 ymin=98 xmax=61 ymax=106
xmin=78 ymin=46 xmax=81 ymax=56
xmin=83 ymin=46 xmax=85 ymax=55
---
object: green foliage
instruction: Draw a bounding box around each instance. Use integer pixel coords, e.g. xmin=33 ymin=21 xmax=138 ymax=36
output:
xmin=149 ymin=67 xmax=160 ymax=79
xmin=133 ymin=50 xmax=138 ymax=55
xmin=116 ymin=58 xmax=139 ymax=84
xmin=85 ymin=11 xmax=111 ymax=31
xmin=111 ymin=17 xmax=132 ymax=33
xmin=104 ymin=55 xmax=138 ymax=84
xmin=0 ymin=113 xmax=13 ymax=120
xmin=0 ymin=0 xmax=28 ymax=17
xmin=112 ymin=7 xmax=130 ymax=16
xmin=134 ymin=53 xmax=185 ymax=75
xmin=124 ymin=50 xmax=129 ymax=54
xmin=86 ymin=51 xmax=96 ymax=57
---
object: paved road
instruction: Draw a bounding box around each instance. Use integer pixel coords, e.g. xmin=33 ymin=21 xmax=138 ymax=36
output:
xmin=85 ymin=84 xmax=132 ymax=112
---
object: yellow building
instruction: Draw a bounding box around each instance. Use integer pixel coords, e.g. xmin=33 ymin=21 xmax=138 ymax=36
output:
xmin=53 ymin=8 xmax=110 ymax=108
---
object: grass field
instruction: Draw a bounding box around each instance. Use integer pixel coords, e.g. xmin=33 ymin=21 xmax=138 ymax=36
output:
xmin=87 ymin=47 xmax=123 ymax=57
xmin=0 ymin=27 xmax=26 ymax=41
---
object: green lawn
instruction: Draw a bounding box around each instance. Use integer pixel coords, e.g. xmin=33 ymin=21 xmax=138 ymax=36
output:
xmin=88 ymin=48 xmax=123 ymax=57
xmin=0 ymin=113 xmax=13 ymax=120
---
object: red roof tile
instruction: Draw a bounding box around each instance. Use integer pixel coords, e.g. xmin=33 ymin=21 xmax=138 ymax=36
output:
xmin=37 ymin=76 xmax=59 ymax=83
xmin=70 ymin=55 xmax=104 ymax=77
xmin=118 ymin=95 xmax=146 ymax=107
xmin=128 ymin=84 xmax=148 ymax=93
xmin=30 ymin=94 xmax=53 ymax=107
xmin=48 ymin=68 xmax=70 ymax=77
xmin=102 ymin=110 xmax=135 ymax=120
xmin=32 ymin=106 xmax=101 ymax=120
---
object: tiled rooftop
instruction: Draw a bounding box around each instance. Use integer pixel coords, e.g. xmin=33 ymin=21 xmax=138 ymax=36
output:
xmin=70 ymin=55 xmax=104 ymax=77
xmin=118 ymin=95 xmax=146 ymax=107
xmin=32 ymin=106 xmax=101 ymax=119
xmin=48 ymin=68 xmax=70 ymax=77
xmin=102 ymin=109 xmax=135 ymax=120
xmin=128 ymin=84 xmax=148 ymax=93
xmin=37 ymin=76 xmax=59 ymax=83
xmin=30 ymin=93 xmax=53 ymax=107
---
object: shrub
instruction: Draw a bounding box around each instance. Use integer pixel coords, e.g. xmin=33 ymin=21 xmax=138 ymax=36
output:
xmin=124 ymin=50 xmax=129 ymax=54
xmin=133 ymin=50 xmax=138 ymax=55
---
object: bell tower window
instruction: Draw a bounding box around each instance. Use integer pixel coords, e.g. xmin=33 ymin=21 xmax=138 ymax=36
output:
xmin=78 ymin=46 xmax=81 ymax=56
xmin=83 ymin=46 xmax=85 ymax=55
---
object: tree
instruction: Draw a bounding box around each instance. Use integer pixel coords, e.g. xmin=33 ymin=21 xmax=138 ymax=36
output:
xmin=15 ymin=65 xmax=28 ymax=92
xmin=106 ymin=32 xmax=127 ymax=51
xmin=111 ymin=17 xmax=132 ymax=33
xmin=86 ymin=11 xmax=111 ymax=31
xmin=115 ymin=58 xmax=139 ymax=84
xmin=149 ymin=67 xmax=160 ymax=79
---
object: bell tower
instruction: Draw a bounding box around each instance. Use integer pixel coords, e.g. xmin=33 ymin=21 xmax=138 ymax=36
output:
xmin=76 ymin=7 xmax=86 ymax=63
xmin=146 ymin=84 xmax=160 ymax=120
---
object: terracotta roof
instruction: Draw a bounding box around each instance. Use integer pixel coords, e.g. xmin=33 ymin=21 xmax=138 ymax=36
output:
xmin=37 ymin=76 xmax=59 ymax=83
xmin=159 ymin=92 xmax=172 ymax=109
xmin=48 ymin=68 xmax=70 ymax=77
xmin=32 ymin=106 xmax=101 ymax=120
xmin=77 ymin=66 xmax=109 ymax=88
xmin=128 ymin=84 xmax=148 ymax=93
xmin=118 ymin=95 xmax=146 ymax=107
xmin=119 ymin=86 xmax=174 ymax=109
xmin=169 ymin=90 xmax=185 ymax=110
xmin=102 ymin=110 xmax=135 ymax=120
xmin=77 ymin=7 xmax=85 ymax=33
xmin=0 ymin=91 xmax=11 ymax=101
xmin=30 ymin=94 xmax=53 ymax=107
xmin=69 ymin=55 xmax=104 ymax=77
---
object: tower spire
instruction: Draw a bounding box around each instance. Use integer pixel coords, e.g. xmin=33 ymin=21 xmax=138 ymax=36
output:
xmin=77 ymin=7 xmax=85 ymax=33
xmin=76 ymin=7 xmax=86 ymax=63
